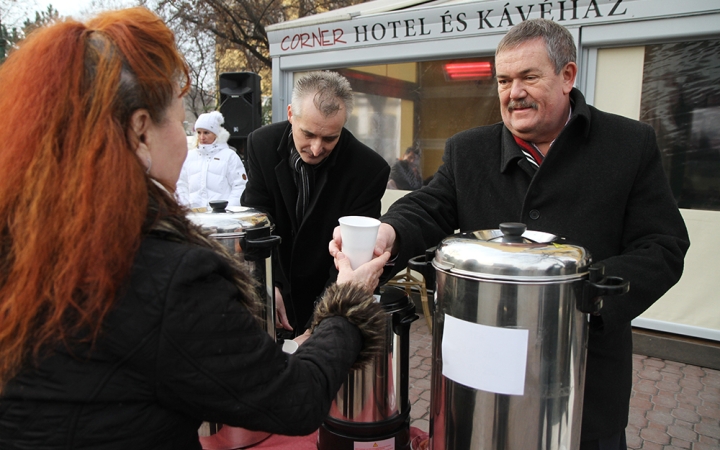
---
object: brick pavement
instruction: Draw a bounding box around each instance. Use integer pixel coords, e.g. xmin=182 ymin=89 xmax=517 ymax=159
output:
xmin=407 ymin=313 xmax=720 ymax=449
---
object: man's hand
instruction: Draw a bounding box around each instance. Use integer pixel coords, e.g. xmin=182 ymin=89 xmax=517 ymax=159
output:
xmin=329 ymin=222 xmax=398 ymax=259
xmin=375 ymin=223 xmax=398 ymax=257
xmin=274 ymin=287 xmax=293 ymax=331
xmin=335 ymin=251 xmax=391 ymax=292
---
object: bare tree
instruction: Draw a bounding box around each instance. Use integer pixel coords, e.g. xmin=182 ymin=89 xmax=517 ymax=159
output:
xmin=144 ymin=0 xmax=218 ymax=121
xmin=149 ymin=0 xmax=368 ymax=121
xmin=182 ymin=31 xmax=217 ymax=120
xmin=155 ymin=0 xmax=368 ymax=78
xmin=0 ymin=0 xmax=33 ymax=29
xmin=2 ymin=0 xmax=369 ymax=116
xmin=1 ymin=3 xmax=58 ymax=61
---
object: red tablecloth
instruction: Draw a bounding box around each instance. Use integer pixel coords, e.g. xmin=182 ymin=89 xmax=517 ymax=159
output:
xmin=200 ymin=425 xmax=429 ymax=449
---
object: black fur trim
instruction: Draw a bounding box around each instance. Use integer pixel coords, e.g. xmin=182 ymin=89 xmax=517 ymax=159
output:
xmin=311 ymin=283 xmax=385 ymax=370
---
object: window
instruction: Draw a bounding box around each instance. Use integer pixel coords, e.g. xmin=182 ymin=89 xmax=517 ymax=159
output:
xmin=639 ymin=38 xmax=720 ymax=211
xmin=335 ymin=57 xmax=500 ymax=189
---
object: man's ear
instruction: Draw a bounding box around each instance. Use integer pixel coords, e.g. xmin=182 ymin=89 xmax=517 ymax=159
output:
xmin=562 ymin=62 xmax=578 ymax=94
xmin=287 ymin=104 xmax=293 ymax=124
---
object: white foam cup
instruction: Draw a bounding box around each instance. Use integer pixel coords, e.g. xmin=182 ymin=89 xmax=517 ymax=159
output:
xmin=282 ymin=339 xmax=299 ymax=355
xmin=338 ymin=216 xmax=381 ymax=270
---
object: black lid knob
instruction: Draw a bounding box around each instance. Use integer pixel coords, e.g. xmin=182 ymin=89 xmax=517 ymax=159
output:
xmin=209 ymin=200 xmax=228 ymax=213
xmin=500 ymin=222 xmax=526 ymax=243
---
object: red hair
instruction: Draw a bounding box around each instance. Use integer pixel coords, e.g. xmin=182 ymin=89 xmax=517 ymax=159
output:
xmin=0 ymin=7 xmax=189 ymax=391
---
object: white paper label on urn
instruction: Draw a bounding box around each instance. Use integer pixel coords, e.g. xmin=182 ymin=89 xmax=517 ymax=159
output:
xmin=442 ymin=314 xmax=529 ymax=396
xmin=354 ymin=436 xmax=394 ymax=449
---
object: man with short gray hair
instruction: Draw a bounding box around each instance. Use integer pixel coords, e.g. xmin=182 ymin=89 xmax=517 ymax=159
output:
xmin=243 ymin=71 xmax=390 ymax=338
xmin=331 ymin=19 xmax=689 ymax=449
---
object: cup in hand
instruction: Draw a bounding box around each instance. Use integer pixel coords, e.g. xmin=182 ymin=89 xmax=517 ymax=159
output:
xmin=338 ymin=216 xmax=381 ymax=270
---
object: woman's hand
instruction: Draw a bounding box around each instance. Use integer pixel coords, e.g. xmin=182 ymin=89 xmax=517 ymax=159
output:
xmin=293 ymin=329 xmax=312 ymax=346
xmin=335 ymin=251 xmax=391 ymax=292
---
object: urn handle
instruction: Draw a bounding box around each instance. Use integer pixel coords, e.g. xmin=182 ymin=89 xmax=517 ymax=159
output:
xmin=579 ymin=263 xmax=630 ymax=314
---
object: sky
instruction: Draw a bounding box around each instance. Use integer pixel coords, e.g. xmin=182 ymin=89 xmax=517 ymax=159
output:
xmin=2 ymin=0 xmax=94 ymax=25
xmin=26 ymin=0 xmax=133 ymax=21
xmin=38 ymin=0 xmax=97 ymax=19
xmin=5 ymin=0 xmax=134 ymax=28
xmin=5 ymin=0 xmax=143 ymax=26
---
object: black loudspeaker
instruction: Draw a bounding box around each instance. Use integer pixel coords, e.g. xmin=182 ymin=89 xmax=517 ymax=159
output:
xmin=219 ymin=72 xmax=262 ymax=140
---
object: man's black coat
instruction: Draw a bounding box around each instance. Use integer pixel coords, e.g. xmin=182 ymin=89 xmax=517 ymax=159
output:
xmin=242 ymin=121 xmax=390 ymax=331
xmin=382 ymin=89 xmax=690 ymax=441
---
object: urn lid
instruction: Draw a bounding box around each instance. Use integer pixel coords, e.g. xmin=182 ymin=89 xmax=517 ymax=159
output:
xmin=186 ymin=201 xmax=272 ymax=238
xmin=432 ymin=223 xmax=591 ymax=282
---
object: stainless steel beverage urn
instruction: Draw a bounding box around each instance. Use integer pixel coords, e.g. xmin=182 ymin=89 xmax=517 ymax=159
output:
xmin=421 ymin=223 xmax=629 ymax=450
xmin=187 ymin=200 xmax=281 ymax=449
xmin=187 ymin=201 xmax=281 ymax=340
xmin=318 ymin=286 xmax=418 ymax=450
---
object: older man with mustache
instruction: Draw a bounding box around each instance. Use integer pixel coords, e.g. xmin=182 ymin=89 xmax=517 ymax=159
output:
xmin=331 ymin=18 xmax=689 ymax=450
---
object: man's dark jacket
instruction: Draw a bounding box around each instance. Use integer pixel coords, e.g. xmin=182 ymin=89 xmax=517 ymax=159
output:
xmin=382 ymin=89 xmax=690 ymax=441
xmin=242 ymin=121 xmax=390 ymax=331
xmin=0 ymin=237 xmax=364 ymax=449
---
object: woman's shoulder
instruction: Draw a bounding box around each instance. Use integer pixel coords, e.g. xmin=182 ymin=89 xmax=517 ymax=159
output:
xmin=143 ymin=233 xmax=224 ymax=254
xmin=134 ymin=236 xmax=189 ymax=269
xmin=183 ymin=148 xmax=201 ymax=163
xmin=218 ymin=146 xmax=241 ymax=160
xmin=132 ymin=236 xmax=234 ymax=288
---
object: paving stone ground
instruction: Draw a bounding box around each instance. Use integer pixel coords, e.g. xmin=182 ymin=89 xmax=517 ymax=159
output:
xmin=407 ymin=313 xmax=720 ymax=449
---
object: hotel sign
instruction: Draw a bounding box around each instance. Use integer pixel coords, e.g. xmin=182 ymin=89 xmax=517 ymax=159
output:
xmin=268 ymin=0 xmax=718 ymax=56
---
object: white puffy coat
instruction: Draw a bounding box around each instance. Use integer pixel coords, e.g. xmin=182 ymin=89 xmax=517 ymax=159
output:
xmin=176 ymin=130 xmax=247 ymax=209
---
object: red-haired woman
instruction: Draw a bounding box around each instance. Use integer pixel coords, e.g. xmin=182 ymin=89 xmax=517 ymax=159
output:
xmin=0 ymin=8 xmax=390 ymax=450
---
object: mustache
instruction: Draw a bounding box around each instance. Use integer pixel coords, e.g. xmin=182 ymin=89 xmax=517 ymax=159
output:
xmin=507 ymin=100 xmax=538 ymax=112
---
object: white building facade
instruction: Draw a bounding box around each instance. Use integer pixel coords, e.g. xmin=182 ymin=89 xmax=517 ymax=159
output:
xmin=267 ymin=0 xmax=720 ymax=341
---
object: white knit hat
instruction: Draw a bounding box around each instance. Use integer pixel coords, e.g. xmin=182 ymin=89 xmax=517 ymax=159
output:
xmin=194 ymin=111 xmax=225 ymax=136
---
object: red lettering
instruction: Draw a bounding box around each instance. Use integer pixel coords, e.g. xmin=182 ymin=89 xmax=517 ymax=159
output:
xmin=320 ymin=29 xmax=331 ymax=46
xmin=312 ymin=30 xmax=322 ymax=47
xmin=280 ymin=28 xmax=347 ymax=52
